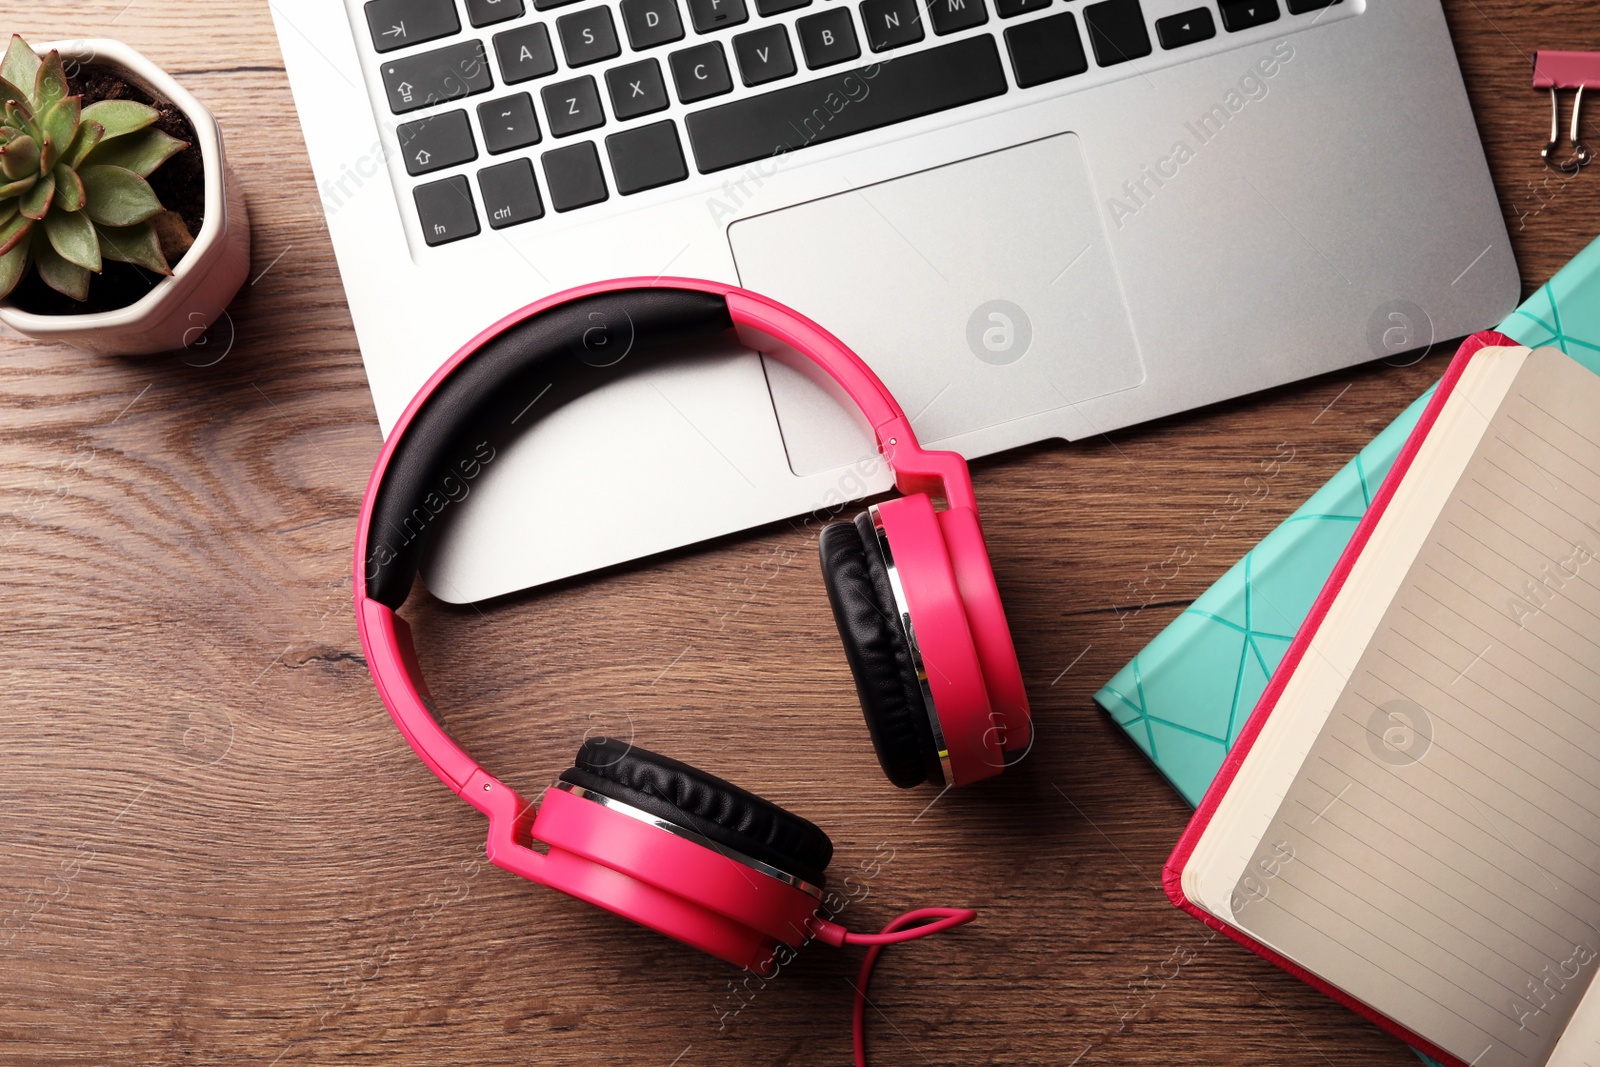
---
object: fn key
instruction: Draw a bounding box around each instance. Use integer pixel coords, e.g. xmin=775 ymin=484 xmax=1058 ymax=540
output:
xmin=414 ymin=175 xmax=480 ymax=246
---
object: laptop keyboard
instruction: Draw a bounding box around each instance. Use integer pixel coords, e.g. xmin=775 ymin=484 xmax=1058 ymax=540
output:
xmin=362 ymin=0 xmax=1346 ymax=246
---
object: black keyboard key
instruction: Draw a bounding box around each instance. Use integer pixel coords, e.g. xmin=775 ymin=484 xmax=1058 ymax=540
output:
xmin=542 ymin=76 xmax=606 ymax=136
xmin=1004 ymin=11 xmax=1086 ymax=87
xmin=685 ymin=34 xmax=1006 ymax=172
xmin=797 ymin=9 xmax=859 ymax=68
xmin=1082 ymin=0 xmax=1150 ymax=66
xmin=465 ymin=0 xmax=525 ymax=26
xmin=494 ymin=24 xmax=558 ymax=82
xmin=366 ymin=0 xmax=460 ymax=53
xmin=733 ymin=25 xmax=796 ymax=85
xmin=688 ymin=0 xmax=749 ymax=32
xmin=994 ymin=0 xmax=1046 ymax=17
xmin=671 ymin=42 xmax=734 ymax=102
xmin=621 ymin=0 xmax=687 ymax=48
xmin=756 ymin=0 xmax=810 ymax=13
xmin=607 ymin=120 xmax=689 ymax=193
xmin=479 ymin=158 xmax=545 ymax=226
xmin=534 ymin=0 xmax=582 ymax=10
xmin=397 ymin=109 xmax=478 ymax=175
xmin=1155 ymin=7 xmax=1213 ymax=47
xmin=414 ymin=175 xmax=479 ymax=244
xmin=559 ymin=7 xmax=622 ymax=66
xmin=381 ymin=41 xmax=494 ymax=113
xmin=607 ymin=59 xmax=671 ymax=118
xmin=861 ymin=0 xmax=923 ymax=51
xmin=1219 ymin=0 xmax=1278 ymax=30
xmin=542 ymin=142 xmax=609 ymax=210
xmin=924 ymin=0 xmax=986 ymax=35
xmin=479 ymin=93 xmax=542 ymax=152
xmin=1286 ymin=0 xmax=1336 ymax=13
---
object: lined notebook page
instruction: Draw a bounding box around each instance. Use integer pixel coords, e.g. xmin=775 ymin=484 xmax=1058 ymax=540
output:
xmin=1231 ymin=349 xmax=1600 ymax=1067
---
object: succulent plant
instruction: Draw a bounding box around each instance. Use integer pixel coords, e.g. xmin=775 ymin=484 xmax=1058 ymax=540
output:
xmin=0 ymin=34 xmax=189 ymax=303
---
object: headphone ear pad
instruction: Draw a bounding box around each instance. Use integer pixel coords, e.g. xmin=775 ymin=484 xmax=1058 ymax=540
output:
xmin=560 ymin=738 xmax=834 ymax=886
xmin=817 ymin=514 xmax=942 ymax=788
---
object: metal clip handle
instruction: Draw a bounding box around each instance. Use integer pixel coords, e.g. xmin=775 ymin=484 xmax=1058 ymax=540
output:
xmin=1543 ymin=85 xmax=1592 ymax=174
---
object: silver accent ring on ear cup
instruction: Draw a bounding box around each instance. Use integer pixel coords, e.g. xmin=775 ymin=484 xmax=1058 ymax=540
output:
xmin=552 ymin=781 xmax=825 ymax=899
xmin=867 ymin=505 xmax=953 ymax=788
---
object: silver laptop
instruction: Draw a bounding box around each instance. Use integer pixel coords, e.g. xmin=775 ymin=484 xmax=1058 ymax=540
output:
xmin=272 ymin=0 xmax=1516 ymax=603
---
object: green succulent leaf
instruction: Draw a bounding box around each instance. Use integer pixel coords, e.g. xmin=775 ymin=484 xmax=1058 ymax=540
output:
xmin=5 ymin=104 xmax=40 ymax=148
xmin=0 ymin=172 xmax=35 ymax=199
xmin=4 ymin=100 xmax=31 ymax=132
xmin=18 ymin=169 xmax=53 ymax=219
xmin=96 ymin=220 xmax=169 ymax=275
xmin=32 ymin=229 xmax=89 ymax=301
xmin=38 ymin=96 xmax=79 ymax=173
xmin=79 ymin=165 xmax=161 ymax=226
xmin=0 ymin=132 xmax=37 ymax=179
xmin=0 ymin=198 xmax=16 ymax=229
xmin=0 ymin=230 xmax=29 ymax=301
xmin=1 ymin=37 xmax=40 ymax=104
xmin=52 ymin=163 xmax=84 ymax=211
xmin=66 ymin=119 xmax=103 ymax=169
xmin=0 ymin=75 xmax=29 ymax=116
xmin=84 ymin=127 xmax=185 ymax=178
xmin=33 ymin=51 xmax=67 ymax=118
xmin=43 ymin=205 xmax=99 ymax=271
xmin=0 ymin=210 xmax=30 ymax=255
xmin=81 ymin=99 xmax=157 ymax=142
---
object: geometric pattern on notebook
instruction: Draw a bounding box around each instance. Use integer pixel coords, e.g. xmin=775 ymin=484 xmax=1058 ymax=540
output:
xmin=1506 ymin=277 xmax=1600 ymax=361
xmin=1096 ymin=417 xmax=1413 ymax=808
xmin=1099 ymin=554 xmax=1297 ymax=763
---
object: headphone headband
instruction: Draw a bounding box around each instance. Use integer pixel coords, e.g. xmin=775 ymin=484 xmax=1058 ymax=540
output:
xmin=356 ymin=278 xmax=974 ymax=609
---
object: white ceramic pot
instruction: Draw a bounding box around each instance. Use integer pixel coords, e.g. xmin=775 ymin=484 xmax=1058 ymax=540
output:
xmin=0 ymin=39 xmax=250 ymax=356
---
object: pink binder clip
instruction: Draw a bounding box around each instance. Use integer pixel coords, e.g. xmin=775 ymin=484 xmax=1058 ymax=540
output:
xmin=1534 ymin=51 xmax=1599 ymax=173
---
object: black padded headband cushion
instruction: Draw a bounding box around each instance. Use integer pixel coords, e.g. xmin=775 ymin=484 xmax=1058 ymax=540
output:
xmin=817 ymin=513 xmax=942 ymax=788
xmin=559 ymin=737 xmax=833 ymax=886
xmin=365 ymin=288 xmax=734 ymax=608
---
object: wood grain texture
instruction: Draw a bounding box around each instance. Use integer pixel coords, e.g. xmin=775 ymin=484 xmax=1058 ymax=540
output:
xmin=1 ymin=2 xmax=1595 ymax=1064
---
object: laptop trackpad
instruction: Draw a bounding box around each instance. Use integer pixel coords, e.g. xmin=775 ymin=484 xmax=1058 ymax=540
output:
xmin=729 ymin=132 xmax=1144 ymax=475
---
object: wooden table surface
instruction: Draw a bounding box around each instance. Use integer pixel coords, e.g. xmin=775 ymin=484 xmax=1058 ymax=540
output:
xmin=3 ymin=2 xmax=1597 ymax=1064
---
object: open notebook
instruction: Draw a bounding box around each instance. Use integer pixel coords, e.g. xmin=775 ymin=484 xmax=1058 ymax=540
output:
xmin=1167 ymin=343 xmax=1600 ymax=1067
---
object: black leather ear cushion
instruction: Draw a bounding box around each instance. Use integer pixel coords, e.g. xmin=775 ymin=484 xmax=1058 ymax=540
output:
xmin=558 ymin=737 xmax=833 ymax=886
xmin=817 ymin=514 xmax=942 ymax=788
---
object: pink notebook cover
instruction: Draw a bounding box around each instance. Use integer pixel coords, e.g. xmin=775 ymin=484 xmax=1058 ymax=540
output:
xmin=1162 ymin=329 xmax=1519 ymax=1067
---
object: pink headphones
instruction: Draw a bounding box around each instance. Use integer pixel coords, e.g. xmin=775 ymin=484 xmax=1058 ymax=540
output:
xmin=354 ymin=278 xmax=1032 ymax=1062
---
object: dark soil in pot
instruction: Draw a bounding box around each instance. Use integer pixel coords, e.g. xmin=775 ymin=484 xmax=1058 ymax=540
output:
xmin=6 ymin=63 xmax=206 ymax=317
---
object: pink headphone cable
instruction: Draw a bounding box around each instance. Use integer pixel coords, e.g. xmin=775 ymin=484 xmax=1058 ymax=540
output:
xmin=808 ymin=907 xmax=979 ymax=1066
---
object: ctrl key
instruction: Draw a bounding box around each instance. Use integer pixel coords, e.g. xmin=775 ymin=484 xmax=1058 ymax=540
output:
xmin=479 ymin=158 xmax=545 ymax=228
xmin=414 ymin=174 xmax=480 ymax=246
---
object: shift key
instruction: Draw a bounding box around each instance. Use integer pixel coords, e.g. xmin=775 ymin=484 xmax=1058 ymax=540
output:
xmin=381 ymin=40 xmax=495 ymax=114
xmin=683 ymin=35 xmax=1006 ymax=173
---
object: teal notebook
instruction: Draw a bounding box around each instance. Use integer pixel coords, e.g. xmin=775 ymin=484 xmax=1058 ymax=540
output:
xmin=1096 ymin=239 xmax=1600 ymax=1067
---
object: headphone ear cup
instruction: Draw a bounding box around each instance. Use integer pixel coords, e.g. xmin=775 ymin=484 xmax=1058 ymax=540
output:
xmin=559 ymin=738 xmax=833 ymax=886
xmin=817 ymin=514 xmax=943 ymax=788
